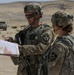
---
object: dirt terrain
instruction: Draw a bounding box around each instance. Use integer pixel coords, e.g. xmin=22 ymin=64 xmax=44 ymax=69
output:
xmin=0 ymin=55 xmax=17 ymax=75
xmin=0 ymin=1 xmax=74 ymax=75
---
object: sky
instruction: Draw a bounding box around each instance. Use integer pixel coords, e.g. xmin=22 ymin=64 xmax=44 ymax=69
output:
xmin=0 ymin=0 xmax=57 ymax=3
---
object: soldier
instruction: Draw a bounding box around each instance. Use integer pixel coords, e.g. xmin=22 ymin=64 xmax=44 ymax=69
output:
xmin=5 ymin=3 xmax=54 ymax=75
xmin=47 ymin=11 xmax=74 ymax=75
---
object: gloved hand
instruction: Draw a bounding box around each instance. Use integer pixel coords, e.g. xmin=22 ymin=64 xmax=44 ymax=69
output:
xmin=4 ymin=37 xmax=14 ymax=42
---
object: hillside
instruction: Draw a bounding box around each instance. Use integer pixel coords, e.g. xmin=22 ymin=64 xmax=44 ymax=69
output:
xmin=0 ymin=1 xmax=74 ymax=39
xmin=0 ymin=1 xmax=74 ymax=75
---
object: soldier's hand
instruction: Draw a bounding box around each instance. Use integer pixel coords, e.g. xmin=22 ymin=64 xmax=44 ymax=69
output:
xmin=4 ymin=37 xmax=14 ymax=42
xmin=18 ymin=45 xmax=23 ymax=54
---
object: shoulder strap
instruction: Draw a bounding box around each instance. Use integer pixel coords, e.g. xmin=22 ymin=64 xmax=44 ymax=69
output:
xmin=35 ymin=24 xmax=51 ymax=34
xmin=60 ymin=35 xmax=74 ymax=46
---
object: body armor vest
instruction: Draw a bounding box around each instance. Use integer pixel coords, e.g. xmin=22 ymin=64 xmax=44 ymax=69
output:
xmin=15 ymin=24 xmax=51 ymax=75
xmin=15 ymin=24 xmax=50 ymax=45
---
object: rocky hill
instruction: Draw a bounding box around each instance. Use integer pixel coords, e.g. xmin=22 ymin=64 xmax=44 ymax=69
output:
xmin=0 ymin=1 xmax=74 ymax=25
xmin=0 ymin=1 xmax=74 ymax=38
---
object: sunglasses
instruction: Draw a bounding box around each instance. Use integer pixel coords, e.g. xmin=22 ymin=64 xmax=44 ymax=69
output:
xmin=25 ymin=14 xmax=34 ymax=19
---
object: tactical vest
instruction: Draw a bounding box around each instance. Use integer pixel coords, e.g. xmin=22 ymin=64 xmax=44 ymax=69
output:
xmin=15 ymin=24 xmax=51 ymax=75
xmin=15 ymin=24 xmax=51 ymax=45
xmin=59 ymin=35 xmax=74 ymax=75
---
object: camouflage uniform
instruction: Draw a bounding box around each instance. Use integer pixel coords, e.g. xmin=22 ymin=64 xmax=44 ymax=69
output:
xmin=11 ymin=3 xmax=54 ymax=75
xmin=48 ymin=11 xmax=74 ymax=75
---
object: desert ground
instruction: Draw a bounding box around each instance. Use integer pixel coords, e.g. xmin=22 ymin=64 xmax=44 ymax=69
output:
xmin=0 ymin=1 xmax=74 ymax=75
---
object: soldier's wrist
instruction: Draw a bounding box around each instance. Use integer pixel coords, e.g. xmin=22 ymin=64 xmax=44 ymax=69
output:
xmin=19 ymin=45 xmax=23 ymax=54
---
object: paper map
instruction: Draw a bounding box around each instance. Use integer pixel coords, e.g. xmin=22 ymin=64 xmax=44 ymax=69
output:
xmin=0 ymin=40 xmax=19 ymax=56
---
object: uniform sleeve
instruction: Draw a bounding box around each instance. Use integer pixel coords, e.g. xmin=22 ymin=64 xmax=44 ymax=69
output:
xmin=48 ymin=42 xmax=67 ymax=68
xmin=11 ymin=56 xmax=20 ymax=65
xmin=19 ymin=29 xmax=54 ymax=56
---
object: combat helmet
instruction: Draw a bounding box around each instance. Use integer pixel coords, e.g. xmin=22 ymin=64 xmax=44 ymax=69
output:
xmin=24 ymin=3 xmax=43 ymax=16
xmin=51 ymin=11 xmax=73 ymax=28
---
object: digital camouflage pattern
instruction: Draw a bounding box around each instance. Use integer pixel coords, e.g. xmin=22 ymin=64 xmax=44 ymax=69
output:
xmin=11 ymin=3 xmax=54 ymax=75
xmin=51 ymin=11 xmax=73 ymax=28
xmin=11 ymin=24 xmax=54 ymax=75
xmin=48 ymin=35 xmax=74 ymax=75
xmin=24 ymin=3 xmax=43 ymax=15
xmin=48 ymin=11 xmax=74 ymax=75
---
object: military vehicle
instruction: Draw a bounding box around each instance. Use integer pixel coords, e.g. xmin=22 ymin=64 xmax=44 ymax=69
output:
xmin=0 ymin=22 xmax=7 ymax=31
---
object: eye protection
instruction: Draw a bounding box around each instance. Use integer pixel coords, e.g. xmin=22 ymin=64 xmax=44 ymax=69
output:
xmin=25 ymin=14 xmax=34 ymax=19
